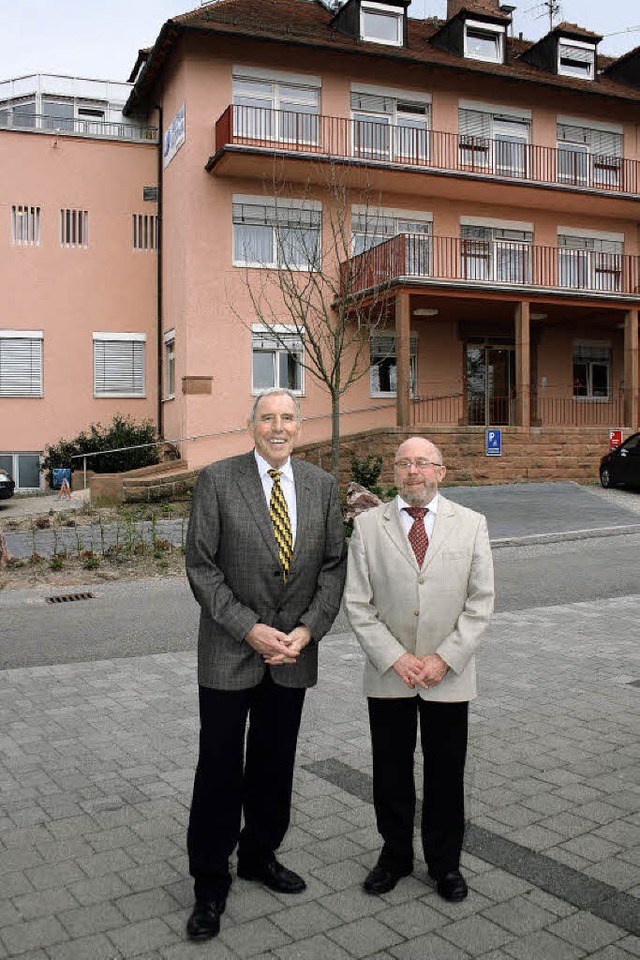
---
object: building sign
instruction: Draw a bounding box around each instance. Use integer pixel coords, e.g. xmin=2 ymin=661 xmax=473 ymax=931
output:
xmin=143 ymin=186 xmax=158 ymax=202
xmin=163 ymin=103 xmax=185 ymax=169
xmin=486 ymin=428 xmax=502 ymax=457
xmin=609 ymin=429 xmax=623 ymax=451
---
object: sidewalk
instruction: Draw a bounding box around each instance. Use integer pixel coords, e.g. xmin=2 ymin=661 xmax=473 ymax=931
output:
xmin=1 ymin=596 xmax=639 ymax=958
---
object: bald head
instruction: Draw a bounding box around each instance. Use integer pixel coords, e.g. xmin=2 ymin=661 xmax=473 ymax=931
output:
xmin=394 ymin=436 xmax=446 ymax=507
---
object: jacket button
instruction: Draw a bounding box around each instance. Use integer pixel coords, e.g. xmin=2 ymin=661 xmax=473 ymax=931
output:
xmin=418 ymin=577 xmax=425 ymax=584
xmin=413 ymin=610 xmax=419 ymax=617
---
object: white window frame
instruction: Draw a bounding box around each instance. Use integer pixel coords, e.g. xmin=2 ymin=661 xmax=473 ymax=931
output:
xmin=232 ymin=68 xmax=320 ymax=146
xmin=0 ymin=330 xmax=44 ymax=398
xmin=572 ymin=341 xmax=611 ymax=400
xmin=251 ymin=324 xmax=304 ymax=395
xmin=93 ymin=332 xmax=146 ymax=399
xmin=350 ymin=85 xmax=431 ymax=162
xmin=232 ymin=195 xmax=322 ymax=271
xmin=0 ymin=452 xmax=43 ymax=491
xmin=370 ymin=333 xmax=417 ymax=398
xmin=464 ymin=19 xmax=505 ymax=64
xmin=557 ymin=39 xmax=595 ymax=80
xmin=460 ymin=220 xmax=533 ymax=284
xmin=11 ymin=205 xmax=41 ymax=246
xmin=360 ymin=1 xmax=403 ymax=47
xmin=458 ymin=101 xmax=530 ymax=176
xmin=557 ymin=231 xmax=623 ymax=293
xmin=60 ymin=208 xmax=88 ymax=248
xmin=163 ymin=329 xmax=176 ymax=400
xmin=556 ymin=117 xmax=623 ymax=188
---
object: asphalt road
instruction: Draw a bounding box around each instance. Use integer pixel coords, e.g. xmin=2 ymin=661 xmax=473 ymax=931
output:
xmin=1 ymin=532 xmax=639 ymax=670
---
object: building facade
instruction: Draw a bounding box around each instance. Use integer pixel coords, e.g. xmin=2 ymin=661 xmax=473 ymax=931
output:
xmin=2 ymin=0 xmax=639 ymax=487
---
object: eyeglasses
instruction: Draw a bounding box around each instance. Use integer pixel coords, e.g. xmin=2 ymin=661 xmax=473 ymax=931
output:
xmin=394 ymin=459 xmax=443 ymax=470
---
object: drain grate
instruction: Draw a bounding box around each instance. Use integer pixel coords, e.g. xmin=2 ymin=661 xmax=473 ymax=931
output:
xmin=45 ymin=592 xmax=95 ymax=604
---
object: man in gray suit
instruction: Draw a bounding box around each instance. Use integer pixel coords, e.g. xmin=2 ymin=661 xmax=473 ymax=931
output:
xmin=185 ymin=388 xmax=346 ymax=941
xmin=344 ymin=436 xmax=494 ymax=903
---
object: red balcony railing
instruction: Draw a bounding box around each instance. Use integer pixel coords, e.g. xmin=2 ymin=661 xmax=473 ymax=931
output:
xmin=340 ymin=234 xmax=640 ymax=299
xmin=214 ymin=105 xmax=640 ymax=196
xmin=411 ymin=391 xmax=625 ymax=427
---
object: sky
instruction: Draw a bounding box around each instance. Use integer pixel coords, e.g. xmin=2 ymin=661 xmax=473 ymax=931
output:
xmin=0 ymin=0 xmax=638 ymax=84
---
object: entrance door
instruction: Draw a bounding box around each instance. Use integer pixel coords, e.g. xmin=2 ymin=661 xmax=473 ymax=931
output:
xmin=466 ymin=344 xmax=515 ymax=425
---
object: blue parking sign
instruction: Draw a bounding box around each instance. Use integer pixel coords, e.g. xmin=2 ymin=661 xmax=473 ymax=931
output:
xmin=486 ymin=429 xmax=502 ymax=457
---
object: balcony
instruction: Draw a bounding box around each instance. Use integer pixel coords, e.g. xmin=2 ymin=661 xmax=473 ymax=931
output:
xmin=340 ymin=234 xmax=640 ymax=302
xmin=212 ymin=105 xmax=640 ymax=198
xmin=410 ymin=391 xmax=626 ymax=428
xmin=0 ymin=111 xmax=158 ymax=143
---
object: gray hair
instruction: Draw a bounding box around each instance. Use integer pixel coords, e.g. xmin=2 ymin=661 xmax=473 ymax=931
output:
xmin=249 ymin=388 xmax=302 ymax=425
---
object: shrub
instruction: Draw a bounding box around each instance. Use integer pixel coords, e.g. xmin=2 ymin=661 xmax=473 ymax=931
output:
xmin=42 ymin=415 xmax=160 ymax=486
xmin=350 ymin=453 xmax=383 ymax=490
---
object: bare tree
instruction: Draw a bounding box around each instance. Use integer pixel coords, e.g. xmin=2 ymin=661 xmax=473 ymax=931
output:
xmin=231 ymin=164 xmax=396 ymax=476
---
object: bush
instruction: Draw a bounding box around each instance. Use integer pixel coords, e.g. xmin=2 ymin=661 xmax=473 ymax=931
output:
xmin=42 ymin=415 xmax=160 ymax=486
xmin=350 ymin=453 xmax=383 ymax=490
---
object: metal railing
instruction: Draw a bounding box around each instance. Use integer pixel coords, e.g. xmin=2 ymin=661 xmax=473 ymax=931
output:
xmin=411 ymin=391 xmax=626 ymax=427
xmin=0 ymin=111 xmax=158 ymax=142
xmin=214 ymin=105 xmax=640 ymax=196
xmin=340 ymin=234 xmax=640 ymax=299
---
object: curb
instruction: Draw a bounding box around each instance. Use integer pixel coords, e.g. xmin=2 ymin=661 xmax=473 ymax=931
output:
xmin=491 ymin=522 xmax=640 ymax=548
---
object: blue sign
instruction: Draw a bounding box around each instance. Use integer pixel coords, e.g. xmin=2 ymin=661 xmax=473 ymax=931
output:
xmin=52 ymin=468 xmax=71 ymax=489
xmin=486 ymin=429 xmax=502 ymax=457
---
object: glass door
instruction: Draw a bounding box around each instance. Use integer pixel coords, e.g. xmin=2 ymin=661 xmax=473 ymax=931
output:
xmin=466 ymin=344 xmax=515 ymax=425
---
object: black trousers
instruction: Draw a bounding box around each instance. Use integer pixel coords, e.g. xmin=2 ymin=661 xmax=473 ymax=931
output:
xmin=187 ymin=673 xmax=306 ymax=902
xmin=368 ymin=696 xmax=469 ymax=878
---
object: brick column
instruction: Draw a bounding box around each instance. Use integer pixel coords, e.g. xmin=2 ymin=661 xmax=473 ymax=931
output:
xmin=395 ymin=290 xmax=411 ymax=427
xmin=624 ymin=309 xmax=639 ymax=432
xmin=515 ymin=301 xmax=530 ymax=428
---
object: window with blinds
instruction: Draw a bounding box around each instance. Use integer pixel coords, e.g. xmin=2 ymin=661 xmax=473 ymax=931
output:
xmin=370 ymin=334 xmax=417 ymax=396
xmin=93 ymin=337 xmax=145 ymax=397
xmin=232 ymin=75 xmax=319 ymax=144
xmin=11 ymin=205 xmax=41 ymax=246
xmin=60 ymin=209 xmax=88 ymax=247
xmin=558 ymin=42 xmax=595 ymax=80
xmin=0 ymin=334 xmax=43 ymax=397
xmin=461 ymin=225 xmax=532 ymax=284
xmin=232 ymin=198 xmax=321 ymax=270
xmin=558 ymin=235 xmax=622 ymax=292
xmin=459 ymin=108 xmax=529 ymax=175
xmin=252 ymin=330 xmax=304 ymax=393
xmin=557 ymin=122 xmax=622 ymax=187
xmin=350 ymin=92 xmax=429 ymax=161
xmin=132 ymin=214 xmax=158 ymax=251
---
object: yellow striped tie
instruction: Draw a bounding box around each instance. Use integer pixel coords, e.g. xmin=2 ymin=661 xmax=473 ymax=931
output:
xmin=268 ymin=469 xmax=293 ymax=582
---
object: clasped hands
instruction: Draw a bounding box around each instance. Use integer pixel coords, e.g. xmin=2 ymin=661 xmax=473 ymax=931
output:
xmin=245 ymin=623 xmax=311 ymax=666
xmin=393 ymin=652 xmax=448 ymax=689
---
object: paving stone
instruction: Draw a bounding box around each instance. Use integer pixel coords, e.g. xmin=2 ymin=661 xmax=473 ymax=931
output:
xmin=375 ymin=900 xmax=446 ymax=937
xmin=587 ymin=948 xmax=640 ymax=960
xmin=46 ymin=933 xmax=122 ymax=960
xmin=327 ymin=917 xmax=404 ymax=958
xmin=161 ymin=940 xmax=237 ymax=959
xmin=469 ymin=870 xmax=532 ymax=902
xmin=273 ymin=934 xmax=352 ymax=960
xmin=440 ymin=915 xmax=514 ymax=955
xmin=13 ymin=887 xmax=79 ymax=921
xmin=26 ymin=859 xmax=85 ymax=891
xmin=502 ymin=929 xmax=587 ymax=959
xmin=118 ymin=859 xmax=182 ymax=892
xmin=58 ymin=901 xmax=127 ymax=938
xmin=271 ymin=901 xmax=342 ymax=939
xmin=481 ymin=895 xmax=555 ymax=935
xmin=390 ymin=934 xmax=473 ymax=959
xmin=68 ymin=872 xmax=132 ymax=905
xmin=220 ymin=916 xmax=292 ymax=957
xmin=550 ymin=911 xmax=627 ymax=951
xmin=309 ymin=859 xmax=368 ymax=891
xmin=320 ymin=887 xmax=389 ymax=922
xmin=107 ymin=917 xmax=175 ymax=957
xmin=114 ymin=888 xmax=181 ymax=923
xmin=0 ymin=900 xmax=21 ymax=927
xmin=0 ymin=916 xmax=70 ymax=955
xmin=584 ymin=857 xmax=640 ymax=889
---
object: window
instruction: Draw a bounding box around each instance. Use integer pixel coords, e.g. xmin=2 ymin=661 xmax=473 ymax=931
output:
xmin=0 ymin=453 xmax=42 ymax=490
xmin=232 ymin=71 xmax=319 ymax=144
xmin=42 ymin=99 xmax=75 ymax=131
xmin=233 ymin=197 xmax=321 ymax=270
xmin=572 ymin=343 xmax=611 ymax=399
xmin=11 ymin=205 xmax=41 ymax=246
xmin=360 ymin=2 xmax=403 ymax=46
xmin=0 ymin=331 xmax=43 ymax=397
xmin=459 ymin=105 xmax=530 ymax=176
xmin=0 ymin=99 xmax=37 ymax=128
xmin=132 ymin=214 xmax=158 ymax=251
xmin=464 ymin=20 xmax=505 ymax=63
xmin=370 ymin=334 xmax=417 ymax=396
xmin=557 ymin=121 xmax=622 ymax=188
xmin=251 ymin=327 xmax=303 ymax=393
xmin=61 ymin=209 xmax=88 ymax=248
xmin=164 ymin=330 xmax=175 ymax=399
xmin=350 ymin=90 xmax=430 ymax=162
xmin=93 ymin=333 xmax=146 ymax=397
xmin=461 ymin=225 xmax=532 ymax=283
xmin=558 ymin=234 xmax=622 ymax=292
xmin=558 ymin=41 xmax=595 ymax=80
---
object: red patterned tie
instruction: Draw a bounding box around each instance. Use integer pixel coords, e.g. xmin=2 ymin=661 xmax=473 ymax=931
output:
xmin=404 ymin=507 xmax=429 ymax=566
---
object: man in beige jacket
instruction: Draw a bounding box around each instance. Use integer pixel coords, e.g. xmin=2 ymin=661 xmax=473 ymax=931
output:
xmin=344 ymin=436 xmax=494 ymax=902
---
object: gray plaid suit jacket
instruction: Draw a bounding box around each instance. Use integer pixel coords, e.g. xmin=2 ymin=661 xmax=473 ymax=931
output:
xmin=186 ymin=451 xmax=347 ymax=690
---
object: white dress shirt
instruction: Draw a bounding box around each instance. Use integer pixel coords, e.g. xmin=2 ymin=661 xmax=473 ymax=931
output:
xmin=254 ymin=450 xmax=297 ymax=545
xmin=397 ymin=492 xmax=439 ymax=544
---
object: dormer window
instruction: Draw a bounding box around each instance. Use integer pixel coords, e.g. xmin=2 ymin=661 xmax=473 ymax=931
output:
xmin=361 ymin=2 xmax=403 ymax=47
xmin=464 ymin=20 xmax=505 ymax=64
xmin=558 ymin=40 xmax=595 ymax=80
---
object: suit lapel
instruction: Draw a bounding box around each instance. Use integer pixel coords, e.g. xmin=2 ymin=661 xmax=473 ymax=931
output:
xmin=422 ymin=495 xmax=454 ymax=572
xmin=290 ymin=460 xmax=310 ymax=570
xmin=382 ymin=500 xmax=420 ymax=573
xmin=235 ymin=452 xmax=280 ymax=564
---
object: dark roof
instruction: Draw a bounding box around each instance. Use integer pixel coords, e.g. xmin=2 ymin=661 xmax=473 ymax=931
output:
xmin=123 ymin=0 xmax=640 ymax=115
xmin=552 ymin=21 xmax=603 ymax=42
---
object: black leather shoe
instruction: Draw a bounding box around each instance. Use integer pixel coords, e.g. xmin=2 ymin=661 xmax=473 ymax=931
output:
xmin=186 ymin=899 xmax=226 ymax=941
xmin=432 ymin=869 xmax=468 ymax=902
xmin=363 ymin=863 xmax=412 ymax=895
xmin=237 ymin=859 xmax=306 ymax=894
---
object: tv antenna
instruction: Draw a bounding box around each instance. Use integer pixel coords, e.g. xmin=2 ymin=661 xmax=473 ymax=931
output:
xmin=524 ymin=0 xmax=561 ymax=32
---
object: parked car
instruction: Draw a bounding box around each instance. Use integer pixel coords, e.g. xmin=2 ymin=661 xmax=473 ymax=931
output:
xmin=0 ymin=468 xmax=15 ymax=499
xmin=600 ymin=431 xmax=640 ymax=489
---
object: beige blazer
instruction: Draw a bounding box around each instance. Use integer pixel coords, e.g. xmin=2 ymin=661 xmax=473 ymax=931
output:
xmin=344 ymin=495 xmax=494 ymax=702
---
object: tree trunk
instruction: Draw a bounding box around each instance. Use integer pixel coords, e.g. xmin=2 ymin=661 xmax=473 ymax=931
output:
xmin=331 ymin=393 xmax=340 ymax=479
xmin=0 ymin=528 xmax=14 ymax=568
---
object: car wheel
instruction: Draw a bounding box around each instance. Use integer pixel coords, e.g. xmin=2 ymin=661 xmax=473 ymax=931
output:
xmin=600 ymin=467 xmax=613 ymax=489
